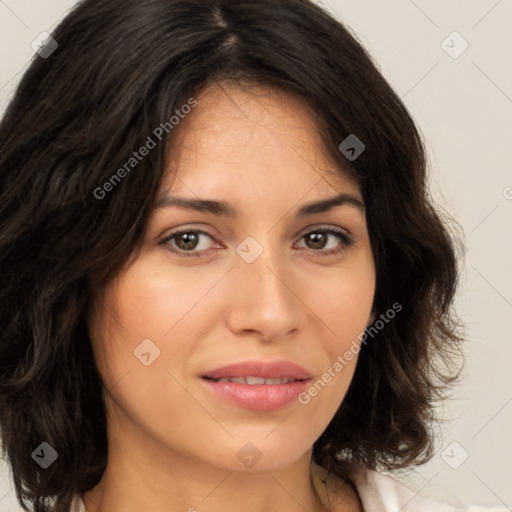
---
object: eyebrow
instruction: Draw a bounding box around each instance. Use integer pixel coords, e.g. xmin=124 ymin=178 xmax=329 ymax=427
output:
xmin=154 ymin=192 xmax=365 ymax=217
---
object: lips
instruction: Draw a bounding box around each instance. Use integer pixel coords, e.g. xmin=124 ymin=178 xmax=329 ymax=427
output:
xmin=201 ymin=360 xmax=311 ymax=381
xmin=206 ymin=376 xmax=298 ymax=385
xmin=200 ymin=360 xmax=312 ymax=411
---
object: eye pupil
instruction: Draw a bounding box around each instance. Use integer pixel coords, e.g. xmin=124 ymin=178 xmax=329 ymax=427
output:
xmin=176 ymin=232 xmax=199 ymax=250
xmin=306 ymin=232 xmax=327 ymax=249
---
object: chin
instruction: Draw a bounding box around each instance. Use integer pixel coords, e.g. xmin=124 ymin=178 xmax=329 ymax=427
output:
xmin=204 ymin=436 xmax=312 ymax=473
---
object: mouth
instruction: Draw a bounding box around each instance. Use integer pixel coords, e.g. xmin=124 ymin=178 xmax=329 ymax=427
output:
xmin=199 ymin=360 xmax=312 ymax=411
xmin=201 ymin=359 xmax=312 ymax=381
xmin=200 ymin=376 xmax=311 ymax=411
xmin=202 ymin=376 xmax=308 ymax=385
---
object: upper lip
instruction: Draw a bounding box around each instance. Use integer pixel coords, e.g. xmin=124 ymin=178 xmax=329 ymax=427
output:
xmin=201 ymin=360 xmax=312 ymax=380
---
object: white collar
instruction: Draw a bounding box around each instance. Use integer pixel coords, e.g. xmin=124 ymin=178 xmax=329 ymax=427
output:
xmin=311 ymin=461 xmax=464 ymax=512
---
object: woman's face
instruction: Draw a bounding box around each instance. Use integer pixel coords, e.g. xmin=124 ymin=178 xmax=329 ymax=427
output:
xmin=88 ymin=84 xmax=376 ymax=473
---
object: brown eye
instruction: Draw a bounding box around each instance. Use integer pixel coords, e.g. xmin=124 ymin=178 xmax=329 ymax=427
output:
xmin=159 ymin=226 xmax=354 ymax=259
xmin=174 ymin=232 xmax=201 ymax=251
xmin=297 ymin=228 xmax=354 ymax=256
xmin=304 ymin=232 xmax=329 ymax=250
xmin=161 ymin=229 xmax=218 ymax=257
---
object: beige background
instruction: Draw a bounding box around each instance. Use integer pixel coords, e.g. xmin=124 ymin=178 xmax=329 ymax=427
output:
xmin=1 ymin=0 xmax=511 ymax=510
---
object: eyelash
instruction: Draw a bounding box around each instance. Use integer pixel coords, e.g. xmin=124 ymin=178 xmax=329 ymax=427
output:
xmin=159 ymin=226 xmax=354 ymax=259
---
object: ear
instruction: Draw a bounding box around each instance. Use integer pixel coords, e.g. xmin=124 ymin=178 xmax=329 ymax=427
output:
xmin=367 ymin=310 xmax=376 ymax=326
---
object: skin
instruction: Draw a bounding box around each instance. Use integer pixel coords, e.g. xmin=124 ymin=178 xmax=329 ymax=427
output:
xmin=84 ymin=83 xmax=375 ymax=512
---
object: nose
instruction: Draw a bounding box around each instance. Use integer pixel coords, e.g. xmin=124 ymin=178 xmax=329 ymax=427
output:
xmin=225 ymin=242 xmax=304 ymax=342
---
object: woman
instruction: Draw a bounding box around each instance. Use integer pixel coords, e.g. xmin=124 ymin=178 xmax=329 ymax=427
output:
xmin=0 ymin=0 xmax=469 ymax=511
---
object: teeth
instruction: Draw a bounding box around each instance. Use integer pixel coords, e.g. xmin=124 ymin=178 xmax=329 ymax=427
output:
xmin=263 ymin=378 xmax=282 ymax=385
xmin=243 ymin=376 xmax=264 ymax=385
xmin=212 ymin=376 xmax=297 ymax=385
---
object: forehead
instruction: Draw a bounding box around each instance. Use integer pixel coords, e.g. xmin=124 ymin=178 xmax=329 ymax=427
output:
xmin=161 ymin=83 xmax=360 ymax=199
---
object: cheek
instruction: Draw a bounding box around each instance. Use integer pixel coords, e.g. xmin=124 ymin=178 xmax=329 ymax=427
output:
xmin=100 ymin=262 xmax=218 ymax=350
xmin=308 ymin=265 xmax=375 ymax=352
xmin=88 ymin=260 xmax=224 ymax=391
xmin=113 ymin=264 xmax=200 ymax=338
xmin=87 ymin=272 xmax=206 ymax=438
xmin=295 ymin=352 xmax=359 ymax=444
xmin=293 ymin=270 xmax=374 ymax=417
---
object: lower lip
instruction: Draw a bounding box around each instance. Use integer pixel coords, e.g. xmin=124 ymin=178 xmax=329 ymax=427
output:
xmin=200 ymin=378 xmax=310 ymax=411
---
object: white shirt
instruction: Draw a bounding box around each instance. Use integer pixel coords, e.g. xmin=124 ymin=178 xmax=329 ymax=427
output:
xmin=310 ymin=462 xmax=507 ymax=512
xmin=68 ymin=462 xmax=507 ymax=512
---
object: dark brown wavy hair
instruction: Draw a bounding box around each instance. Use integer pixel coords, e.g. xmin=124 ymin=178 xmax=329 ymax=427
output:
xmin=0 ymin=0 xmax=464 ymax=510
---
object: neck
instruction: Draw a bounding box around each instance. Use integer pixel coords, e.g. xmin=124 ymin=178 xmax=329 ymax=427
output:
xmin=82 ymin=439 xmax=330 ymax=512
